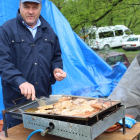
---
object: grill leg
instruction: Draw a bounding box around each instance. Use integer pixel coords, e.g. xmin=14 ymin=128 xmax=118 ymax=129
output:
xmin=122 ymin=117 xmax=126 ymax=134
xmin=2 ymin=112 xmax=8 ymax=137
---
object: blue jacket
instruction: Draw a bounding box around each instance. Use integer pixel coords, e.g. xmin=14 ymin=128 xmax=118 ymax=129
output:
xmin=0 ymin=11 xmax=63 ymax=108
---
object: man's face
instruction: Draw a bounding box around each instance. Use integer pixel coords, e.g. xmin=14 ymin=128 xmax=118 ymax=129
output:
xmin=20 ymin=2 xmax=41 ymax=28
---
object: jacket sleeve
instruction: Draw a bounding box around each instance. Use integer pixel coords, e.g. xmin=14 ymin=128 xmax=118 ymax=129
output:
xmin=0 ymin=27 xmax=27 ymax=92
xmin=50 ymin=35 xmax=63 ymax=84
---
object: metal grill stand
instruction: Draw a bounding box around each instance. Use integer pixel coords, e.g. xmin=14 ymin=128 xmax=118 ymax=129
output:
xmin=22 ymin=106 xmax=125 ymax=140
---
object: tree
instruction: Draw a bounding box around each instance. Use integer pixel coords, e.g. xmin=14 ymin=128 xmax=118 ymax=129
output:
xmin=50 ymin=0 xmax=140 ymax=35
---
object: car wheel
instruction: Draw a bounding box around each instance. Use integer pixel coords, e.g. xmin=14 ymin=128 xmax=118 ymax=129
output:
xmin=104 ymin=44 xmax=110 ymax=50
xmin=123 ymin=48 xmax=127 ymax=51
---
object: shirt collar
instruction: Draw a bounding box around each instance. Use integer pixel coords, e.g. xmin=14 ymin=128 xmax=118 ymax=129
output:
xmin=22 ymin=18 xmax=41 ymax=29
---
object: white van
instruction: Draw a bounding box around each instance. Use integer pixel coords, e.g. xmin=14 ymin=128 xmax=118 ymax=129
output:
xmin=86 ymin=25 xmax=134 ymax=50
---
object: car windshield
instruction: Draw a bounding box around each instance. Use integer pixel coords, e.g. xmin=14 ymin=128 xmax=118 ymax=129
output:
xmin=125 ymin=29 xmax=133 ymax=35
xmin=127 ymin=37 xmax=138 ymax=41
xmin=106 ymin=55 xmax=125 ymax=65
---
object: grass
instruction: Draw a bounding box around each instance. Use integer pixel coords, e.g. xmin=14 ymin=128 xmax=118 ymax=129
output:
xmin=111 ymin=47 xmax=139 ymax=64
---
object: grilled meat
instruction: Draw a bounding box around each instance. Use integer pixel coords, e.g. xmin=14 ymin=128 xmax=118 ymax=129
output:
xmin=38 ymin=104 xmax=53 ymax=110
xmin=35 ymin=110 xmax=53 ymax=114
xmin=35 ymin=97 xmax=112 ymax=116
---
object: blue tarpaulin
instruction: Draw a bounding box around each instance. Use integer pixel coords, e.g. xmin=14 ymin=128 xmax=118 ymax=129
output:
xmin=0 ymin=0 xmax=127 ymax=119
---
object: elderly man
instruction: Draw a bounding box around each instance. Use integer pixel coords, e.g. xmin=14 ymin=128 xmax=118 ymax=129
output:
xmin=0 ymin=0 xmax=66 ymax=128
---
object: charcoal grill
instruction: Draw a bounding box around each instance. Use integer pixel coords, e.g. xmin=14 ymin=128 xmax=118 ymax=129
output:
xmin=2 ymin=95 xmax=125 ymax=140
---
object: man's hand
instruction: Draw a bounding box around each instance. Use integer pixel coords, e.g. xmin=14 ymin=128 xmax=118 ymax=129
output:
xmin=53 ymin=68 xmax=66 ymax=81
xmin=19 ymin=82 xmax=35 ymax=101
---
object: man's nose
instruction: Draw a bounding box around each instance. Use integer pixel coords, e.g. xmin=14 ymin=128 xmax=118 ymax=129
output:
xmin=28 ymin=8 xmax=33 ymax=14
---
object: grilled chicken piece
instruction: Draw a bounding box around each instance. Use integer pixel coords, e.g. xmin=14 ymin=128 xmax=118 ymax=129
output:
xmin=61 ymin=100 xmax=74 ymax=108
xmin=87 ymin=100 xmax=98 ymax=105
xmin=60 ymin=104 xmax=94 ymax=116
xmin=53 ymin=109 xmax=63 ymax=114
xmin=53 ymin=102 xmax=66 ymax=109
xmin=54 ymin=100 xmax=74 ymax=109
xmin=60 ymin=109 xmax=72 ymax=115
xmin=73 ymin=98 xmax=87 ymax=104
xmin=73 ymin=109 xmax=100 ymax=117
xmin=75 ymin=104 xmax=94 ymax=113
xmin=61 ymin=109 xmax=81 ymax=116
xmin=90 ymin=103 xmax=107 ymax=110
xmin=58 ymin=96 xmax=72 ymax=102
xmin=35 ymin=110 xmax=53 ymax=114
xmin=38 ymin=104 xmax=53 ymax=110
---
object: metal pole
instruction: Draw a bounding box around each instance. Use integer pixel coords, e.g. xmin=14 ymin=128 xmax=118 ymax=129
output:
xmin=2 ymin=111 xmax=8 ymax=137
xmin=123 ymin=117 xmax=126 ymax=134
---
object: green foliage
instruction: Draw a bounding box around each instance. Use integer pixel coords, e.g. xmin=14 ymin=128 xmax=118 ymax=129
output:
xmin=49 ymin=0 xmax=140 ymax=65
xmin=49 ymin=0 xmax=140 ymax=35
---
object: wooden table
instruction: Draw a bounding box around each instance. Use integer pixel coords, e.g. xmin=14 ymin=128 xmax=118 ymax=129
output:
xmin=0 ymin=122 xmax=140 ymax=140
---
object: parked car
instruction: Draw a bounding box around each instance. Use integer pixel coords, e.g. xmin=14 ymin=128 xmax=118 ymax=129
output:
xmin=122 ymin=35 xmax=140 ymax=51
xmin=86 ymin=25 xmax=134 ymax=50
xmin=97 ymin=51 xmax=130 ymax=68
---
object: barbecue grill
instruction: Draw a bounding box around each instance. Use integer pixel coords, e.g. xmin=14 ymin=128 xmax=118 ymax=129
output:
xmin=2 ymin=95 xmax=125 ymax=140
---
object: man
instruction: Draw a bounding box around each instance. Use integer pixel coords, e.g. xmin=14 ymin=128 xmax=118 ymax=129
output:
xmin=0 ymin=0 xmax=66 ymax=128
